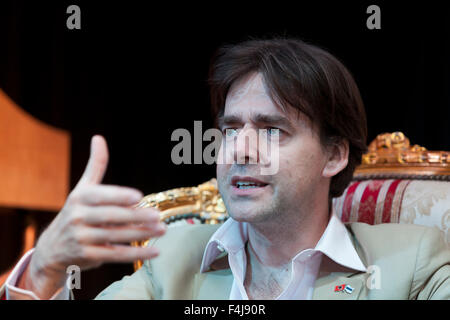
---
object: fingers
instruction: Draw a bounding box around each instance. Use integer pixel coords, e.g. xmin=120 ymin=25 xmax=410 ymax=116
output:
xmin=76 ymin=135 xmax=109 ymax=188
xmin=82 ymin=207 xmax=160 ymax=225
xmin=78 ymin=223 xmax=166 ymax=244
xmin=73 ymin=184 xmax=144 ymax=206
xmin=84 ymin=244 xmax=161 ymax=263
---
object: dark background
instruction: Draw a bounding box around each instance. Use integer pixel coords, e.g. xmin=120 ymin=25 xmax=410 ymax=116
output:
xmin=0 ymin=1 xmax=449 ymax=299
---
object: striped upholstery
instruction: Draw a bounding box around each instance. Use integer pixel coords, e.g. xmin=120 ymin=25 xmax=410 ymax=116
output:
xmin=334 ymin=180 xmax=410 ymax=224
xmin=333 ymin=179 xmax=450 ymax=244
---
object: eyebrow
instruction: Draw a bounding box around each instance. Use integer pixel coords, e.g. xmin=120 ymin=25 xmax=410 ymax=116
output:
xmin=217 ymin=115 xmax=241 ymax=128
xmin=218 ymin=113 xmax=295 ymax=131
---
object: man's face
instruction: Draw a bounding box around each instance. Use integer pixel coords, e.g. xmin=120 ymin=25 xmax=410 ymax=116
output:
xmin=216 ymin=72 xmax=331 ymax=224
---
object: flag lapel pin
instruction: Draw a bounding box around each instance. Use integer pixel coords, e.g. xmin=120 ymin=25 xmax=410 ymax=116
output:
xmin=344 ymin=285 xmax=354 ymax=294
xmin=334 ymin=284 xmax=354 ymax=294
xmin=334 ymin=284 xmax=346 ymax=292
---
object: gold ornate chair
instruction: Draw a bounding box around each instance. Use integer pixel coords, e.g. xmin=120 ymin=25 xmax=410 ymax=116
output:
xmin=333 ymin=132 xmax=450 ymax=244
xmin=131 ymin=179 xmax=228 ymax=270
xmin=132 ymin=132 xmax=450 ymax=270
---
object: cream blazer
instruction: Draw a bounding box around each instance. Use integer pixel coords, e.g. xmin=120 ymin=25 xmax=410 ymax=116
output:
xmin=95 ymin=222 xmax=450 ymax=300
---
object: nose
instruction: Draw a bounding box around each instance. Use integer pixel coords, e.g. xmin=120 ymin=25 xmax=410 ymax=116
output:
xmin=234 ymin=126 xmax=259 ymax=165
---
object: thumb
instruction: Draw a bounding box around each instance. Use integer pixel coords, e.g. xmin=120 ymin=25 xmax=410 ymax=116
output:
xmin=75 ymin=135 xmax=109 ymax=188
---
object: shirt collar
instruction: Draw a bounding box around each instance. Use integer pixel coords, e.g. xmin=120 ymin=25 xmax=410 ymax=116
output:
xmin=200 ymin=217 xmax=248 ymax=272
xmin=314 ymin=213 xmax=367 ymax=272
xmin=200 ymin=209 xmax=366 ymax=273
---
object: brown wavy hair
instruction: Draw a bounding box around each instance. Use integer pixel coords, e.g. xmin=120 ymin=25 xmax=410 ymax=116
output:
xmin=208 ymin=37 xmax=367 ymax=198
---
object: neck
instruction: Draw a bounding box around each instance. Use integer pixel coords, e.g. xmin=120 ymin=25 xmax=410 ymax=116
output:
xmin=247 ymin=201 xmax=331 ymax=268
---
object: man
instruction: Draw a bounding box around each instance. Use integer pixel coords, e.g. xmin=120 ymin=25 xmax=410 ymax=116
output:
xmin=3 ymin=38 xmax=449 ymax=299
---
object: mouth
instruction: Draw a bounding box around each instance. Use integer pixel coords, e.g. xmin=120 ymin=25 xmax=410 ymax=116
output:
xmin=231 ymin=176 xmax=269 ymax=192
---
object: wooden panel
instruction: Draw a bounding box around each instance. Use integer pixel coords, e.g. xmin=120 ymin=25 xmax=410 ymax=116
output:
xmin=0 ymin=89 xmax=70 ymax=211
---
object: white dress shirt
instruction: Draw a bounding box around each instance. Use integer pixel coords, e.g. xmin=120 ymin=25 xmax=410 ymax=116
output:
xmin=200 ymin=210 xmax=367 ymax=300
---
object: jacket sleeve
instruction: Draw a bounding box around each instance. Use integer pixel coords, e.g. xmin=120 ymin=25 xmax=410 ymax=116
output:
xmin=95 ymin=261 xmax=158 ymax=300
xmin=411 ymin=227 xmax=450 ymax=300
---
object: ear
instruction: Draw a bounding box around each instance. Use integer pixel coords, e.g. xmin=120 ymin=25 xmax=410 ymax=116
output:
xmin=322 ymin=138 xmax=349 ymax=178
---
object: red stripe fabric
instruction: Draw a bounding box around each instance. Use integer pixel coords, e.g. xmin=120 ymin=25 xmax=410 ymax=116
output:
xmin=381 ymin=179 xmax=402 ymax=223
xmin=339 ymin=179 xmax=412 ymax=225
xmin=341 ymin=181 xmax=361 ymax=222
xmin=357 ymin=180 xmax=384 ymax=225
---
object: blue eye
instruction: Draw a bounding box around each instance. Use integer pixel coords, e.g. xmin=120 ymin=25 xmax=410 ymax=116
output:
xmin=267 ymin=128 xmax=280 ymax=136
xmin=224 ymin=128 xmax=239 ymax=137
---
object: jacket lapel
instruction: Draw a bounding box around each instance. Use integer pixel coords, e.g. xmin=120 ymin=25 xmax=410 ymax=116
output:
xmin=193 ymin=269 xmax=234 ymax=300
xmin=193 ymin=251 xmax=234 ymax=299
xmin=312 ymin=252 xmax=369 ymax=300
xmin=312 ymin=272 xmax=367 ymax=300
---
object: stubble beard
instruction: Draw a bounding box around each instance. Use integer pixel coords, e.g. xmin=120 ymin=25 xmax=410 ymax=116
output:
xmin=219 ymin=182 xmax=289 ymax=225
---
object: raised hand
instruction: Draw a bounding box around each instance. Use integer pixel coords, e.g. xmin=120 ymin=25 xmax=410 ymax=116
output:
xmin=18 ymin=135 xmax=166 ymax=299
